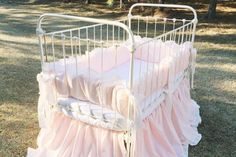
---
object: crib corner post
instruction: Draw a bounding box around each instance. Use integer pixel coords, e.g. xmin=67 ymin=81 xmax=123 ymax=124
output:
xmin=36 ymin=28 xmax=46 ymax=68
xmin=190 ymin=48 xmax=197 ymax=89
xmin=129 ymin=48 xmax=135 ymax=91
xmin=190 ymin=18 xmax=198 ymax=88
xmin=128 ymin=13 xmax=132 ymax=30
xmin=191 ymin=18 xmax=198 ymax=44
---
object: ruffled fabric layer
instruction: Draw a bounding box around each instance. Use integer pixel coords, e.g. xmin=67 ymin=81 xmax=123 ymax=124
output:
xmin=134 ymin=79 xmax=201 ymax=157
xmin=37 ymin=36 xmax=194 ymax=129
xmin=28 ymin=112 xmax=128 ymax=157
xmin=27 ymin=79 xmax=201 ymax=157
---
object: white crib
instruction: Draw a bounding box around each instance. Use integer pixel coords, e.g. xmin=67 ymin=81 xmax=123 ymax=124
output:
xmin=29 ymin=3 xmax=201 ymax=157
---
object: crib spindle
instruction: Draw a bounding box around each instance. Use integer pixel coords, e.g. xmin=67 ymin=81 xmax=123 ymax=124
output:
xmin=112 ymin=25 xmax=115 ymax=46
xmin=181 ymin=19 xmax=186 ymax=44
xmin=188 ymin=22 xmax=193 ymax=42
xmin=137 ymin=17 xmax=140 ymax=36
xmin=94 ymin=26 xmax=96 ymax=48
xmin=163 ymin=18 xmax=167 ymax=41
xmin=107 ymin=24 xmax=109 ymax=43
xmin=70 ymin=30 xmax=74 ymax=56
xmin=172 ymin=18 xmax=176 ymax=41
xmin=145 ymin=16 xmax=149 ymax=37
xmin=154 ymin=18 xmax=157 ymax=37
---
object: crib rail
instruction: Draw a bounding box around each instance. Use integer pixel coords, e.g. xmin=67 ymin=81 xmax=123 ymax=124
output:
xmin=37 ymin=13 xmax=135 ymax=89
xmin=128 ymin=3 xmax=197 ymax=20
xmin=37 ymin=13 xmax=134 ymax=62
xmin=36 ymin=14 xmax=137 ymax=135
xmin=125 ymin=3 xmax=198 ymax=120
xmin=128 ymin=3 xmax=198 ymax=42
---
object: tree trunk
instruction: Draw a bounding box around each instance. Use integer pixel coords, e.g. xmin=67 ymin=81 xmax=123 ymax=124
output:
xmin=207 ymin=0 xmax=217 ymax=19
xmin=85 ymin=0 xmax=90 ymax=4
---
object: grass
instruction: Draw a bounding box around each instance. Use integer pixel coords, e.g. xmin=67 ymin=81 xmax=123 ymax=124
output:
xmin=0 ymin=0 xmax=235 ymax=156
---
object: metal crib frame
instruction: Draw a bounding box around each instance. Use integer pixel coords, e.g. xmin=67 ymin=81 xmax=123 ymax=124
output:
xmin=36 ymin=3 xmax=197 ymax=90
xmin=36 ymin=3 xmax=198 ymax=157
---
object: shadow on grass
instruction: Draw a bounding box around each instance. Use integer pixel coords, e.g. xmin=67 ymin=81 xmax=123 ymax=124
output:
xmin=189 ymin=98 xmax=236 ymax=157
xmin=196 ymin=34 xmax=236 ymax=45
xmin=189 ymin=68 xmax=236 ymax=156
xmin=0 ymin=4 xmax=126 ymax=38
xmin=197 ymin=50 xmax=236 ymax=65
xmin=0 ymin=60 xmax=41 ymax=106
xmin=0 ymin=39 xmax=38 ymax=54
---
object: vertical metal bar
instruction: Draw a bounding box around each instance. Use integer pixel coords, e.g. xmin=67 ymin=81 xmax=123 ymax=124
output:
xmin=43 ymin=35 xmax=48 ymax=62
xmin=163 ymin=18 xmax=167 ymax=41
xmin=51 ymin=34 xmax=58 ymax=102
xmin=100 ymin=25 xmax=103 ymax=41
xmin=86 ymin=27 xmax=89 ymax=40
xmin=145 ymin=16 xmax=149 ymax=37
xmin=154 ymin=18 xmax=157 ymax=37
xmin=61 ymin=33 xmax=70 ymax=95
xmin=94 ymin=26 xmax=96 ymax=48
xmin=114 ymin=45 xmax=118 ymax=157
xmin=100 ymin=41 xmax=104 ymax=119
xmin=129 ymin=49 xmax=135 ymax=90
xmin=123 ymin=20 xmax=126 ymax=41
xmin=107 ymin=24 xmax=109 ymax=43
xmin=177 ymin=28 xmax=181 ymax=44
xmin=191 ymin=19 xmax=198 ymax=43
xmin=186 ymin=23 xmax=190 ymax=42
xmin=74 ymin=37 xmax=79 ymax=100
xmin=144 ymin=43 xmax=150 ymax=96
xmin=78 ymin=29 xmax=81 ymax=56
xmin=75 ymin=37 xmax=78 ymax=76
xmin=138 ymin=47 xmax=143 ymax=93
xmin=51 ymin=35 xmax=56 ymax=71
xmin=181 ymin=19 xmax=186 ymax=44
xmin=172 ymin=18 xmax=176 ymax=41
xmin=150 ymin=38 xmax=157 ymax=105
xmin=173 ymin=29 xmax=177 ymax=43
xmin=70 ymin=30 xmax=73 ymax=56
xmin=61 ymin=34 xmax=66 ymax=70
xmin=37 ymin=29 xmax=45 ymax=67
xmin=188 ymin=23 xmax=192 ymax=42
xmin=137 ymin=17 xmax=140 ymax=36
xmin=157 ymin=36 xmax=162 ymax=92
xmin=86 ymin=39 xmax=91 ymax=116
xmin=86 ymin=29 xmax=90 ymax=77
xmin=112 ymin=24 xmax=115 ymax=46
xmin=118 ymin=26 xmax=120 ymax=42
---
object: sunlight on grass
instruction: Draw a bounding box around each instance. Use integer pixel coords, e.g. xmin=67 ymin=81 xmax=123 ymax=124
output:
xmin=0 ymin=103 xmax=38 ymax=155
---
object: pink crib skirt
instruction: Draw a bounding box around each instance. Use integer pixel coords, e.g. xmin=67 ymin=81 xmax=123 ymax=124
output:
xmin=27 ymin=79 xmax=201 ymax=157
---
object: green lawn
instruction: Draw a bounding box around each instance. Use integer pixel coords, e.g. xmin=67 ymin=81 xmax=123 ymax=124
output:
xmin=0 ymin=1 xmax=235 ymax=157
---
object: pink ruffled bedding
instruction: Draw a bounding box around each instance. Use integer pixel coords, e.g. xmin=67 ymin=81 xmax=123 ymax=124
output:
xmin=134 ymin=80 xmax=201 ymax=157
xmin=28 ymin=78 xmax=201 ymax=157
xmin=38 ymin=37 xmax=194 ymax=121
xmin=28 ymin=36 xmax=201 ymax=157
